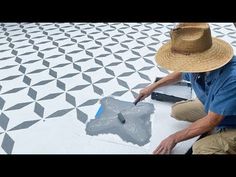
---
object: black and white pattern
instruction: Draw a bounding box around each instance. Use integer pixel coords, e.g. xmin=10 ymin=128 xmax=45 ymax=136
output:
xmin=0 ymin=23 xmax=235 ymax=154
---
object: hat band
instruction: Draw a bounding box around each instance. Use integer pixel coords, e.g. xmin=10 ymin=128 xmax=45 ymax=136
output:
xmin=171 ymin=47 xmax=191 ymax=55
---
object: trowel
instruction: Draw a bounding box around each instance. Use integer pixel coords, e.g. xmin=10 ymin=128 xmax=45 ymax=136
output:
xmin=133 ymin=96 xmax=142 ymax=106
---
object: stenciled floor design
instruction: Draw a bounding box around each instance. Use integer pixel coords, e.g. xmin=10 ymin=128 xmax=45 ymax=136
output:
xmin=0 ymin=23 xmax=236 ymax=154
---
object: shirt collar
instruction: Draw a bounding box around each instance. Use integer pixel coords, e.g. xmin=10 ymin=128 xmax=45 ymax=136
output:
xmin=205 ymin=61 xmax=230 ymax=83
xmin=206 ymin=68 xmax=221 ymax=82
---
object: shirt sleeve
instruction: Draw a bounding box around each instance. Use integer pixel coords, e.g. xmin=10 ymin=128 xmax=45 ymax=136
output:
xmin=182 ymin=73 xmax=190 ymax=81
xmin=209 ymin=79 xmax=236 ymax=116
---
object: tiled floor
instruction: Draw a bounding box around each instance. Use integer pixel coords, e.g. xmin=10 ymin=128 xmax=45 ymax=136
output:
xmin=0 ymin=23 xmax=236 ymax=154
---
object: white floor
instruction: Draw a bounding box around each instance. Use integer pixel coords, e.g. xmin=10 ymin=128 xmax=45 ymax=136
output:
xmin=0 ymin=23 xmax=235 ymax=154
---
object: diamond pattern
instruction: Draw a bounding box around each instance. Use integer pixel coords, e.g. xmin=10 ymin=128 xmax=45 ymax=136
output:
xmin=0 ymin=22 xmax=235 ymax=154
xmin=9 ymin=120 xmax=40 ymax=131
xmin=0 ymin=113 xmax=9 ymax=130
xmin=1 ymin=133 xmax=14 ymax=154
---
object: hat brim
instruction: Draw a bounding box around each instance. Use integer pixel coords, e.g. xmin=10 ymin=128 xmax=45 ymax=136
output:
xmin=155 ymin=38 xmax=234 ymax=73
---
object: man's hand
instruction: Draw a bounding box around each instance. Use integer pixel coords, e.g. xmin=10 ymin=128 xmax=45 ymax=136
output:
xmin=134 ymin=86 xmax=153 ymax=105
xmin=134 ymin=72 xmax=182 ymax=105
xmin=153 ymin=135 xmax=177 ymax=154
xmin=153 ymin=112 xmax=224 ymax=154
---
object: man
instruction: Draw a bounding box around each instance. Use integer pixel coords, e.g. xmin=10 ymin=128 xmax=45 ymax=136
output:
xmin=135 ymin=23 xmax=236 ymax=154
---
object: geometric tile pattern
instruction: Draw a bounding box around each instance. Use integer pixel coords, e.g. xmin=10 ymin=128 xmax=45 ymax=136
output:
xmin=0 ymin=23 xmax=236 ymax=154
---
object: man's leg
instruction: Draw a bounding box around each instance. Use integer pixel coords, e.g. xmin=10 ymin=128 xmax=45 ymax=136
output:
xmin=171 ymin=99 xmax=207 ymax=122
xmin=193 ymin=129 xmax=236 ymax=154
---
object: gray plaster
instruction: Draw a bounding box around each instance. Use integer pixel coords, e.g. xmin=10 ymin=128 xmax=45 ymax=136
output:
xmin=85 ymin=97 xmax=155 ymax=146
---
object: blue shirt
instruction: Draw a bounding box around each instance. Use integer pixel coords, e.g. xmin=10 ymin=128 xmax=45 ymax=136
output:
xmin=182 ymin=56 xmax=236 ymax=128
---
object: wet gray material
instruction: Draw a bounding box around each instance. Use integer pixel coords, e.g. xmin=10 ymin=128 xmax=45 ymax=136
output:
xmin=85 ymin=97 xmax=155 ymax=146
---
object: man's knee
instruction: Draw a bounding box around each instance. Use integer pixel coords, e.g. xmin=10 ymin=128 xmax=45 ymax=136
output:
xmin=170 ymin=99 xmax=206 ymax=122
xmin=192 ymin=135 xmax=224 ymax=154
xmin=192 ymin=139 xmax=207 ymax=154
xmin=170 ymin=101 xmax=189 ymax=121
xmin=171 ymin=105 xmax=184 ymax=120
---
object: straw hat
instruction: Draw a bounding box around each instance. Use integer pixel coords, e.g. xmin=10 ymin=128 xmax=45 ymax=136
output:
xmin=155 ymin=23 xmax=234 ymax=73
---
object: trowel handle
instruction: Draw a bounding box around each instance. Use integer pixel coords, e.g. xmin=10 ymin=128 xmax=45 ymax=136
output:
xmin=133 ymin=96 xmax=142 ymax=105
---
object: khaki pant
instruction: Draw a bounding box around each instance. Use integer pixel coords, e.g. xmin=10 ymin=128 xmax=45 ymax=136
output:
xmin=171 ymin=99 xmax=236 ymax=154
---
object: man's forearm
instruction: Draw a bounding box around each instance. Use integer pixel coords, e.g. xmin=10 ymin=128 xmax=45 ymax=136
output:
xmin=170 ymin=112 xmax=224 ymax=144
xmin=149 ymin=72 xmax=182 ymax=92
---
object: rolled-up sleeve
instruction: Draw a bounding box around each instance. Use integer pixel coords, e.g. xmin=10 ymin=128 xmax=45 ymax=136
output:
xmin=209 ymin=79 xmax=236 ymax=116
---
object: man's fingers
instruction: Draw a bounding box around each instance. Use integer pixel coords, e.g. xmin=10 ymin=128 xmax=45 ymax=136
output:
xmin=155 ymin=147 xmax=168 ymax=154
xmin=153 ymin=145 xmax=162 ymax=154
xmin=153 ymin=143 xmax=170 ymax=154
xmin=159 ymin=149 xmax=167 ymax=154
xmin=153 ymin=146 xmax=159 ymax=154
xmin=153 ymin=137 xmax=175 ymax=154
xmin=156 ymin=147 xmax=164 ymax=154
xmin=153 ymin=148 xmax=159 ymax=154
xmin=166 ymin=148 xmax=171 ymax=154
